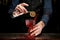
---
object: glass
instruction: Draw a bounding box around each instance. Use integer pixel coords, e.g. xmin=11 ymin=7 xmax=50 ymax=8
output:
xmin=25 ymin=19 xmax=36 ymax=40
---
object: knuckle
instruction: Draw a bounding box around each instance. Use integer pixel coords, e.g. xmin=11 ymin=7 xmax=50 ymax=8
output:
xmin=17 ymin=4 xmax=21 ymax=7
xmin=22 ymin=3 xmax=26 ymax=4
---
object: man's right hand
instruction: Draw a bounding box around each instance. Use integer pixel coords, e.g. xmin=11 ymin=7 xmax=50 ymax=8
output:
xmin=13 ymin=3 xmax=29 ymax=17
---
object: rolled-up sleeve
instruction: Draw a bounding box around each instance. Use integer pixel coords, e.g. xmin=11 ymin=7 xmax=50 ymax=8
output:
xmin=41 ymin=0 xmax=53 ymax=25
xmin=8 ymin=0 xmax=19 ymax=18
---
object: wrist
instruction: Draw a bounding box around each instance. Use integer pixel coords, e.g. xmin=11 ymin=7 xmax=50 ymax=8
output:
xmin=39 ymin=21 xmax=45 ymax=28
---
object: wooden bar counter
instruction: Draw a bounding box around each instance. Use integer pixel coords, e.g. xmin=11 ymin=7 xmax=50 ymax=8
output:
xmin=0 ymin=33 xmax=60 ymax=40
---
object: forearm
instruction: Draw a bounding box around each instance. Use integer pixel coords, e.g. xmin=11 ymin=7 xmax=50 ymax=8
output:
xmin=41 ymin=0 xmax=52 ymax=25
xmin=41 ymin=13 xmax=49 ymax=25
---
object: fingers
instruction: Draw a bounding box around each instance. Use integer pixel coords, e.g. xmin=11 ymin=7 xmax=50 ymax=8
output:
xmin=30 ymin=29 xmax=41 ymax=36
xmin=21 ymin=6 xmax=28 ymax=13
xmin=20 ymin=3 xmax=29 ymax=6
xmin=30 ymin=26 xmax=42 ymax=36
xmin=34 ymin=30 xmax=41 ymax=36
xmin=30 ymin=21 xmax=45 ymax=36
xmin=15 ymin=3 xmax=29 ymax=14
xmin=30 ymin=22 xmax=44 ymax=33
xmin=15 ymin=5 xmax=23 ymax=13
xmin=15 ymin=5 xmax=28 ymax=13
xmin=30 ymin=26 xmax=38 ymax=32
xmin=30 ymin=23 xmax=43 ymax=36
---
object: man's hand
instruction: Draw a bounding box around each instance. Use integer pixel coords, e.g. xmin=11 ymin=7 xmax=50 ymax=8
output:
xmin=30 ymin=21 xmax=45 ymax=36
xmin=13 ymin=3 xmax=29 ymax=17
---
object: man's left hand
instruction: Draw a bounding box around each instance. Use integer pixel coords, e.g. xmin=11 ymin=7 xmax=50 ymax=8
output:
xmin=30 ymin=21 xmax=45 ymax=36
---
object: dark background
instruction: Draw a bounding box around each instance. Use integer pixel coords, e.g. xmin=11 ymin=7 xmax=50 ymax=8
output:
xmin=0 ymin=0 xmax=60 ymax=33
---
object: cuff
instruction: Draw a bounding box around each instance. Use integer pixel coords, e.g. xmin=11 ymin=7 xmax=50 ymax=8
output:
xmin=41 ymin=15 xmax=49 ymax=25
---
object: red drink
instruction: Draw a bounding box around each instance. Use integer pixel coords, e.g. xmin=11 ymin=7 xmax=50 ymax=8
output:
xmin=25 ymin=19 xmax=36 ymax=40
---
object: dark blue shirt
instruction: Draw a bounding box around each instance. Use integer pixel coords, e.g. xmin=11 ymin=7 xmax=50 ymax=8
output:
xmin=8 ymin=0 xmax=52 ymax=25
